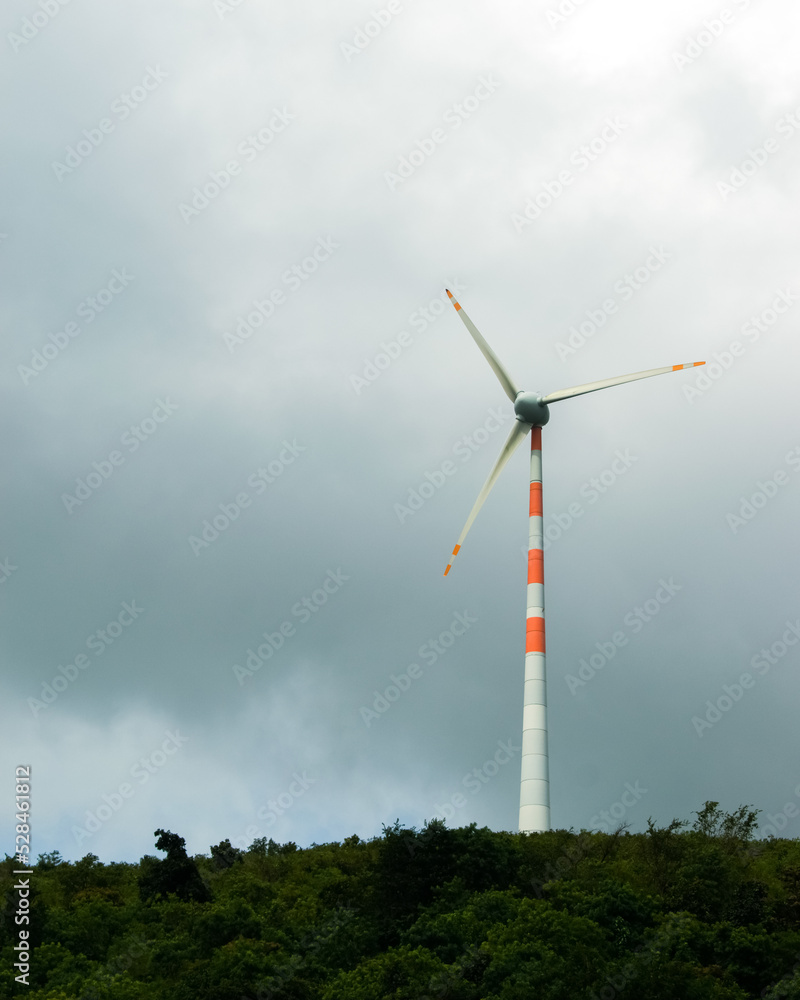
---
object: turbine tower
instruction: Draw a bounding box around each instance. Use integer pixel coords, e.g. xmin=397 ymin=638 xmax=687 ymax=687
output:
xmin=442 ymin=289 xmax=704 ymax=834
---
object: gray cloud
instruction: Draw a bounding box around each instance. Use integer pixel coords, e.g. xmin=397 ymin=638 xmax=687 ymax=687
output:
xmin=2 ymin=0 xmax=800 ymax=862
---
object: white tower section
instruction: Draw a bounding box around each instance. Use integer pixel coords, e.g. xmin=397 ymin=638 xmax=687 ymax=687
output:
xmin=519 ymin=426 xmax=550 ymax=832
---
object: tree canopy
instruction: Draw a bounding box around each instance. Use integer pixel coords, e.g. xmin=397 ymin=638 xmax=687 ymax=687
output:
xmin=2 ymin=802 xmax=800 ymax=999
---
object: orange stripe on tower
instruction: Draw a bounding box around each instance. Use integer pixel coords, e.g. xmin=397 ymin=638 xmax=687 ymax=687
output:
xmin=531 ymin=426 xmax=542 ymax=451
xmin=527 ymin=549 xmax=544 ymax=585
xmin=529 ymin=482 xmax=543 ymax=517
xmin=525 ymin=616 xmax=546 ymax=653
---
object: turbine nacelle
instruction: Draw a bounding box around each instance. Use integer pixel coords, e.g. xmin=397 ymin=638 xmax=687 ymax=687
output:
xmin=514 ymin=391 xmax=550 ymax=427
xmin=441 ymin=287 xmax=706 ymax=835
xmin=442 ymin=287 xmax=705 ymax=579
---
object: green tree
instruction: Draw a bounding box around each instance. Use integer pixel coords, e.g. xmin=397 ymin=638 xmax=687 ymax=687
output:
xmin=693 ymin=801 xmax=760 ymax=844
xmin=209 ymin=838 xmax=244 ymax=873
xmin=138 ymin=829 xmax=211 ymax=903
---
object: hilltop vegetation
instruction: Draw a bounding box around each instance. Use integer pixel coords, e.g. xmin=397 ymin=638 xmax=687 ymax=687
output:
xmin=2 ymin=803 xmax=800 ymax=999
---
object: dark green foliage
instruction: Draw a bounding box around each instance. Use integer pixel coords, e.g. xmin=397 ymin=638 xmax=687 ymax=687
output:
xmin=693 ymin=802 xmax=760 ymax=842
xmin=137 ymin=829 xmax=211 ymax=903
xmin=1 ymin=803 xmax=799 ymax=999
xmin=373 ymin=819 xmax=520 ymax=941
xmin=209 ymin=838 xmax=244 ymax=873
xmin=35 ymin=851 xmax=64 ymax=871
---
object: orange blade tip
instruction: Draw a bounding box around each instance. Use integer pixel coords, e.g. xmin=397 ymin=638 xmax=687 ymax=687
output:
xmin=444 ymin=543 xmax=461 ymax=576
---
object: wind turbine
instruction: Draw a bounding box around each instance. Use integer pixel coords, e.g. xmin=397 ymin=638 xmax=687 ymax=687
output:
xmin=442 ymin=289 xmax=704 ymax=834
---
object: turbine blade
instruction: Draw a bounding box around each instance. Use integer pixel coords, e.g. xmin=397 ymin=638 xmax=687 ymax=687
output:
xmin=541 ymin=362 xmax=705 ymax=404
xmin=446 ymin=289 xmax=519 ymax=402
xmin=444 ymin=419 xmax=531 ymax=576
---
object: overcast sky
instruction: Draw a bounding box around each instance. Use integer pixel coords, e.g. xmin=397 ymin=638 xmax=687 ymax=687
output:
xmin=3 ymin=0 xmax=800 ymax=864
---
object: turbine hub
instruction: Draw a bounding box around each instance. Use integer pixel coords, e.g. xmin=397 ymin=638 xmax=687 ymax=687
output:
xmin=514 ymin=391 xmax=550 ymax=426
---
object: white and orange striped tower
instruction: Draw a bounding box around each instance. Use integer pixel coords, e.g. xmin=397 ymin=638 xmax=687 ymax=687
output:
xmin=520 ymin=426 xmax=549 ymax=832
xmin=441 ymin=288 xmax=704 ymax=834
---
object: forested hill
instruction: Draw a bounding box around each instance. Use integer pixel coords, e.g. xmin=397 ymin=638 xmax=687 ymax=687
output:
xmin=3 ymin=802 xmax=800 ymax=999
